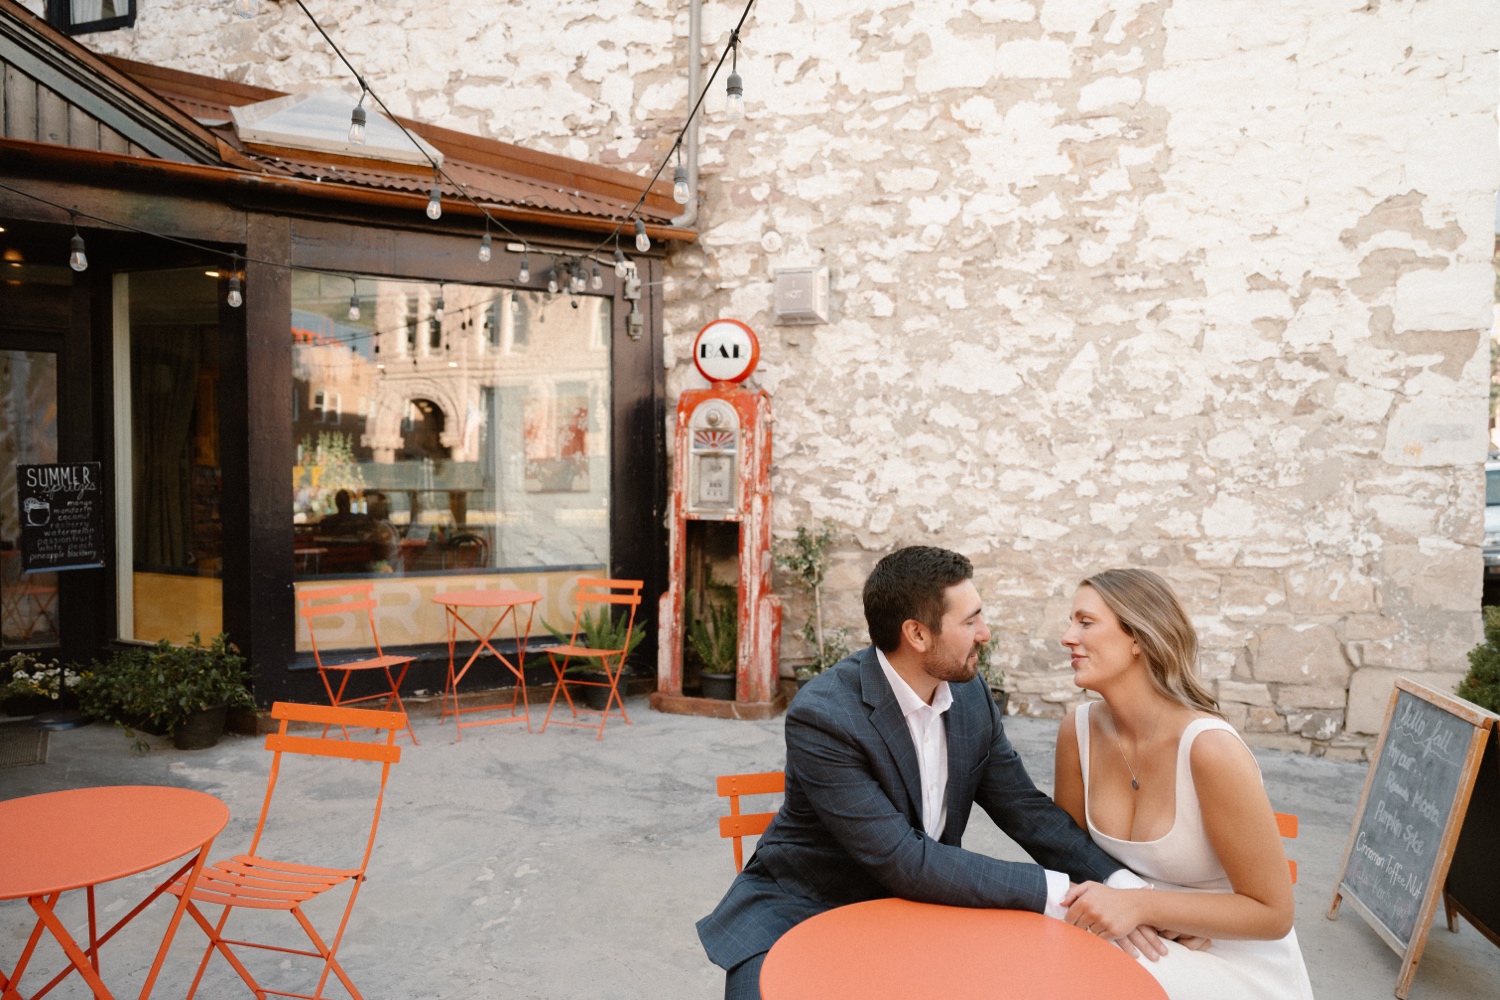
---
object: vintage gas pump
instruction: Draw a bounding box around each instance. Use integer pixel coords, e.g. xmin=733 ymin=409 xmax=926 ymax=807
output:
xmin=651 ymin=319 xmax=784 ymax=718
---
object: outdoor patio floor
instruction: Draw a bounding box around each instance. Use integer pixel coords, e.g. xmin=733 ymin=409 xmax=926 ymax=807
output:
xmin=2 ymin=698 xmax=1497 ymax=1000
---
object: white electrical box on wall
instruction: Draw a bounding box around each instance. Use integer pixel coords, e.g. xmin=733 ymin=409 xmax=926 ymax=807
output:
xmin=772 ymin=266 xmax=830 ymax=325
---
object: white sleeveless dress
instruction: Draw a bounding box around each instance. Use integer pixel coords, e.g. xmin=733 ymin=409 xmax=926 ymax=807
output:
xmin=1075 ymin=703 xmax=1314 ymax=1000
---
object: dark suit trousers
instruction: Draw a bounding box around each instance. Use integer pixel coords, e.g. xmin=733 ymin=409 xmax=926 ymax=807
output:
xmin=724 ymin=951 xmax=767 ymax=1000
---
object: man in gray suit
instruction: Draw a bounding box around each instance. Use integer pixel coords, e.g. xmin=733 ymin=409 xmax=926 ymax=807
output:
xmin=697 ymin=546 xmax=1151 ymax=999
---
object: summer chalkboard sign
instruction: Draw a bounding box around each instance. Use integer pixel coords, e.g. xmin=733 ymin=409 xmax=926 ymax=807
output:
xmin=16 ymin=462 xmax=104 ymax=573
xmin=1328 ymin=678 xmax=1498 ymax=998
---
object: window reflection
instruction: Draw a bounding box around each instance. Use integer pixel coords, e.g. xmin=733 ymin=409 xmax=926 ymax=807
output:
xmin=290 ymin=273 xmax=610 ymax=648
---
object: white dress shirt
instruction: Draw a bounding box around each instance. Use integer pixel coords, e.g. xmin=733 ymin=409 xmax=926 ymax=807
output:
xmin=874 ymin=648 xmax=1147 ymax=917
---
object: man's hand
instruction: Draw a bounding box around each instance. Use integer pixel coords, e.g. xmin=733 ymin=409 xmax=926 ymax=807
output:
xmin=1160 ymin=929 xmax=1212 ymax=951
xmin=1112 ymin=924 xmax=1168 ymax=961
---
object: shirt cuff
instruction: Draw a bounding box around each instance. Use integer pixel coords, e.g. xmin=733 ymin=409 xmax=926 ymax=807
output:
xmin=1042 ymin=869 xmax=1070 ymax=919
xmin=1105 ymin=868 xmax=1151 ymax=890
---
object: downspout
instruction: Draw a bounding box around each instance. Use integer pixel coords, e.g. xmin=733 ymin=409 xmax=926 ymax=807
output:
xmin=670 ymin=0 xmax=700 ymax=230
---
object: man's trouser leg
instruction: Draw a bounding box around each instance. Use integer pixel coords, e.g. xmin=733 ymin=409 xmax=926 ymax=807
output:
xmin=724 ymin=951 xmax=768 ymax=1000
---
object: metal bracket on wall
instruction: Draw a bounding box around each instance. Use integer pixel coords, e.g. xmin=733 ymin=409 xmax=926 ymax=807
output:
xmin=624 ymin=270 xmax=644 ymax=341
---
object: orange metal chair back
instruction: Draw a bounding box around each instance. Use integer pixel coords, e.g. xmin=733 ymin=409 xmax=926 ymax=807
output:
xmin=297 ymin=582 xmax=387 ymax=666
xmin=541 ymin=577 xmax=644 ymax=740
xmin=717 ymin=771 xmax=785 ymax=872
xmin=250 ymin=702 xmax=403 ymax=869
xmin=1274 ymin=811 xmax=1298 ymax=884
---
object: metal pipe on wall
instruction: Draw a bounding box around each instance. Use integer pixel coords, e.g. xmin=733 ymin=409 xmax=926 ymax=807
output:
xmin=670 ymin=0 xmax=700 ymax=230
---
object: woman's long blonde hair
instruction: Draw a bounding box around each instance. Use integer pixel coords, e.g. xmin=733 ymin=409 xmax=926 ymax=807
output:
xmin=1080 ymin=568 xmax=1222 ymax=718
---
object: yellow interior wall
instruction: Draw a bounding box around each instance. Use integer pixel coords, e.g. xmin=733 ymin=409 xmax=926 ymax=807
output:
xmin=133 ymin=572 xmax=223 ymax=644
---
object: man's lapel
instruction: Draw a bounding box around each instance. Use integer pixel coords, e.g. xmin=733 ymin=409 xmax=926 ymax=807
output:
xmin=942 ymin=681 xmax=985 ymax=843
xmin=858 ymin=649 xmax=923 ymax=826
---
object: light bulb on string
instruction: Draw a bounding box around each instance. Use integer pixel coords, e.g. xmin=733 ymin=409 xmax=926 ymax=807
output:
xmin=479 ymin=230 xmax=492 ymax=263
xmin=613 ymin=247 xmax=628 ymax=278
xmin=348 ymin=293 xmax=361 ymax=322
xmin=570 ymin=267 xmax=587 ymax=295
xmin=231 ymin=0 xmax=259 ymax=19
xmin=434 ymin=288 xmax=445 ymax=321
xmin=673 ymin=162 xmax=690 ymax=206
xmin=591 ymin=265 xmax=603 ymax=291
xmin=725 ymin=71 xmax=745 ymax=122
xmin=510 ymin=292 xmax=521 ymax=314
xmin=518 ymin=254 xmax=531 ymax=284
xmin=349 ymin=100 xmax=367 ymax=146
xmin=426 ymin=170 xmax=442 ymax=220
xmin=546 ymin=270 xmax=559 ymax=295
xmin=634 ymin=219 xmax=651 ymax=253
xmin=68 ymin=229 xmax=87 ymax=272
xmin=227 ymin=275 xmax=243 ymax=309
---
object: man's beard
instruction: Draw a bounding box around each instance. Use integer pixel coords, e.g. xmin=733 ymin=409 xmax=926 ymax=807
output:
xmin=923 ymin=640 xmax=982 ymax=684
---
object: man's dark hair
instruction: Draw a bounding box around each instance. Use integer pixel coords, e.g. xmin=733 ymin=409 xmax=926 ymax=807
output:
xmin=862 ymin=546 xmax=974 ymax=653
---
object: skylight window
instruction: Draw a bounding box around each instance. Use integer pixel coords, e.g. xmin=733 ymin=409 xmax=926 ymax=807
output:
xmin=230 ymin=88 xmax=443 ymax=167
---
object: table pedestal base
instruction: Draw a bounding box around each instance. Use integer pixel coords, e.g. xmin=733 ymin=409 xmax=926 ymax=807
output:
xmin=649 ymin=692 xmax=786 ymax=720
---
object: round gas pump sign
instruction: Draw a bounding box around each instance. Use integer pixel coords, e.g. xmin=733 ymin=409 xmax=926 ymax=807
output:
xmin=693 ymin=319 xmax=760 ymax=384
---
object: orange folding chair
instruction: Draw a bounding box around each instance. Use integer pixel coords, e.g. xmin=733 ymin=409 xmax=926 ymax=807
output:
xmin=717 ymin=771 xmax=786 ymax=872
xmin=168 ymin=702 xmax=404 ymax=1000
xmin=540 ymin=577 xmax=643 ymax=740
xmin=1275 ymin=811 xmax=1299 ymax=884
xmin=297 ymin=582 xmax=418 ymax=745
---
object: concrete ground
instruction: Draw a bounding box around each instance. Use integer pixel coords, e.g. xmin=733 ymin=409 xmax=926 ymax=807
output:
xmin=2 ymin=701 xmax=1497 ymax=1000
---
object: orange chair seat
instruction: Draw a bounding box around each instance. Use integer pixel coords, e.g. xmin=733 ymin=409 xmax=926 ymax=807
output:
xmin=545 ymin=644 xmax=621 ymax=659
xmin=170 ymin=854 xmax=360 ymax=912
xmin=321 ymin=653 xmax=414 ymax=672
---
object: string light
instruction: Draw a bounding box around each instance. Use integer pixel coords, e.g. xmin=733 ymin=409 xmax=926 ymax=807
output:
xmin=591 ymin=265 xmax=603 ymax=291
xmin=510 ymin=291 xmax=521 ymax=314
xmin=634 ymin=219 xmax=651 ymax=253
xmin=518 ymin=254 xmax=530 ymax=283
xmin=479 ymin=230 xmax=492 ymax=263
xmin=726 ymin=37 xmax=745 ymax=122
xmin=349 ymin=91 xmax=367 ymax=145
xmin=227 ymin=256 xmax=243 ymax=308
xmin=546 ymin=269 xmax=559 ymax=295
xmin=68 ymin=225 xmax=87 ymax=272
xmin=672 ymin=145 xmax=690 ymax=205
xmin=613 ymin=247 xmax=628 ymax=278
xmin=569 ymin=266 xmax=587 ymax=295
xmin=426 ymin=169 xmax=442 ymax=220
xmin=347 ymin=279 xmax=361 ymax=321
xmin=231 ymin=0 xmax=259 ymax=19
xmin=434 ymin=287 xmax=445 ymax=321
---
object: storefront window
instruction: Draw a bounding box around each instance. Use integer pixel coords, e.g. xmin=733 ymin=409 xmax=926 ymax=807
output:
xmin=1 ymin=350 xmax=60 ymax=649
xmin=113 ymin=269 xmax=223 ymax=644
xmin=290 ymin=273 xmax=611 ymax=652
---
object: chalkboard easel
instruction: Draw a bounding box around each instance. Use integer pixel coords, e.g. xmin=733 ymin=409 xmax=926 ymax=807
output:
xmin=1327 ymin=678 xmax=1499 ymax=998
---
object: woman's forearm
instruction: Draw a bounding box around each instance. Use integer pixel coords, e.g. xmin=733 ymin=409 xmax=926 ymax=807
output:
xmin=1137 ymin=888 xmax=1293 ymax=941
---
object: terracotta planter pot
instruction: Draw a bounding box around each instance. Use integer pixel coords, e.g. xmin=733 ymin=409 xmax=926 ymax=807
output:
xmin=700 ymin=672 xmax=736 ymax=701
xmin=174 ymin=704 xmax=228 ymax=751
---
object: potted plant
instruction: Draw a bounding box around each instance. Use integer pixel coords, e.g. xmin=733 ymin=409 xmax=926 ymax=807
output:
xmin=543 ymin=607 xmax=647 ymax=711
xmin=1459 ymin=607 xmax=1500 ymax=713
xmin=775 ymin=522 xmax=851 ymax=694
xmin=1 ymin=653 xmax=85 ymax=717
xmin=689 ymin=583 xmax=739 ymax=700
xmin=977 ymin=638 xmax=1009 ymax=716
xmin=77 ymin=633 xmax=255 ymax=750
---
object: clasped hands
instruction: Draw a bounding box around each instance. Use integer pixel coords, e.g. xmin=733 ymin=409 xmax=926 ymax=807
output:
xmin=1063 ymin=882 xmax=1210 ymax=961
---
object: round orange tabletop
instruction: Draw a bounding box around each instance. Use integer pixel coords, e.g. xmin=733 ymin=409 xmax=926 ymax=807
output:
xmin=432 ymin=589 xmax=543 ymax=609
xmin=0 ymin=786 xmax=229 ymax=899
xmin=760 ymin=898 xmax=1168 ymax=1000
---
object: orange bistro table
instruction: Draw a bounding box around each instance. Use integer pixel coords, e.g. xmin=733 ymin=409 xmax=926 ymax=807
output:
xmin=760 ymin=898 xmax=1169 ymax=1000
xmin=0 ymin=785 xmax=229 ymax=1000
xmin=433 ymin=588 xmax=543 ymax=738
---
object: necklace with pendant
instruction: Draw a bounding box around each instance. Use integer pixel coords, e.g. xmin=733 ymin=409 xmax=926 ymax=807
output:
xmin=1112 ymin=707 xmax=1165 ymax=791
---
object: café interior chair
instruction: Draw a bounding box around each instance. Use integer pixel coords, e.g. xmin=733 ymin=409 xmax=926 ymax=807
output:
xmin=540 ymin=577 xmax=643 ymax=741
xmin=168 ymin=701 xmax=405 ymax=1000
xmin=296 ymin=582 xmax=419 ymax=745
xmin=717 ymin=770 xmax=786 ymax=872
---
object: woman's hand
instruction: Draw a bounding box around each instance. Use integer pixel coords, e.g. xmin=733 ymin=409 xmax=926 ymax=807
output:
xmin=1160 ymin=929 xmax=1213 ymax=951
xmin=1063 ymin=882 xmax=1151 ymax=943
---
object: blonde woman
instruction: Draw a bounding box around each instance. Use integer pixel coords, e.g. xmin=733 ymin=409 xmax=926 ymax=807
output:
xmin=1053 ymin=569 xmax=1314 ymax=1000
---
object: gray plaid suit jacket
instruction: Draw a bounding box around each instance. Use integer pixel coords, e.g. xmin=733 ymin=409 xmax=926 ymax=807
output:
xmin=696 ymin=645 xmax=1123 ymax=971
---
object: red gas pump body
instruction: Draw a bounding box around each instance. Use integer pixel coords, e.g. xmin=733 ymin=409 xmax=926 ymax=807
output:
xmin=651 ymin=321 xmax=784 ymax=719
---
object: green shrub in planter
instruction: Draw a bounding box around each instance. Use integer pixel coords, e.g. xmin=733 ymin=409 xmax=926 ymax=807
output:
xmin=1459 ymin=607 xmax=1500 ymax=714
xmin=543 ymin=607 xmax=647 ymax=674
xmin=77 ymin=633 xmax=255 ymax=736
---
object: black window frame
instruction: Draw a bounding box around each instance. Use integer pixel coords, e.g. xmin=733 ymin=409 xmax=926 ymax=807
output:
xmin=45 ymin=0 xmax=137 ymax=36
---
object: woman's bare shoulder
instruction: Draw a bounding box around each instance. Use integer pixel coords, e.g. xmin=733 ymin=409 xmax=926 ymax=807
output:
xmin=1188 ymin=723 xmax=1260 ymax=784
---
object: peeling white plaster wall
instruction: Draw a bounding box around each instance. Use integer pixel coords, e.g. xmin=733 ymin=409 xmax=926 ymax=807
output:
xmin=71 ymin=0 xmax=1500 ymax=756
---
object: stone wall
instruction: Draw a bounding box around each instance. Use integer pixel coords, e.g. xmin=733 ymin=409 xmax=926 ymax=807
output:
xmin=61 ymin=0 xmax=1500 ymax=758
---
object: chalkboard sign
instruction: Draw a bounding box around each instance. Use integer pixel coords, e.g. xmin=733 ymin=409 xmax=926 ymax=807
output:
xmin=16 ymin=462 xmax=104 ymax=573
xmin=1443 ymin=725 xmax=1500 ymax=949
xmin=1328 ymin=679 xmax=1498 ymax=998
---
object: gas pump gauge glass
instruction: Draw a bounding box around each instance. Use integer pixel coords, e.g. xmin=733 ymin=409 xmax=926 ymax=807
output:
xmin=688 ymin=400 xmax=739 ymax=516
